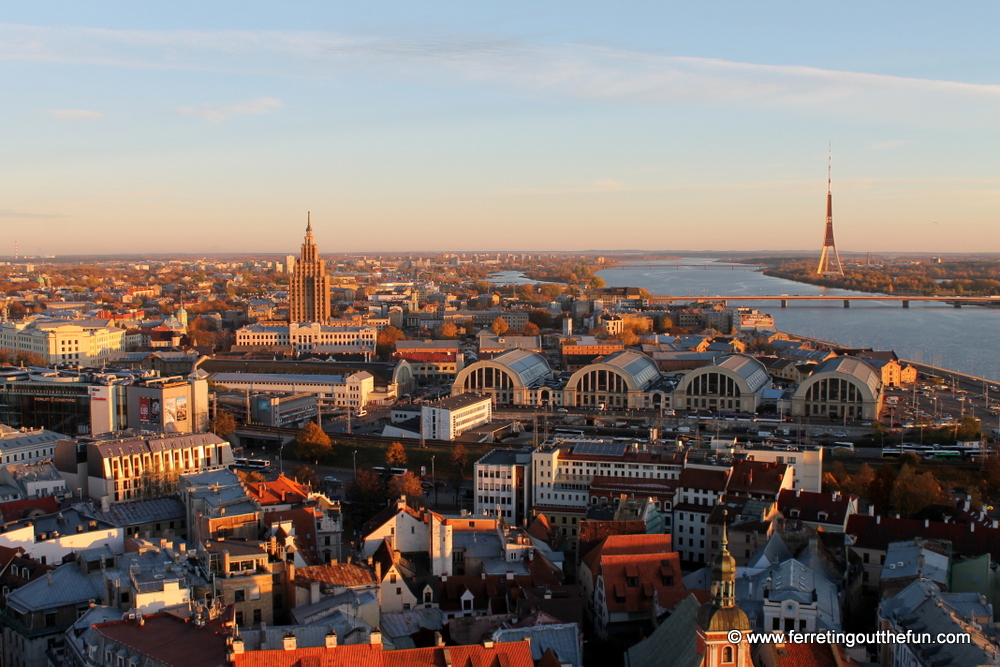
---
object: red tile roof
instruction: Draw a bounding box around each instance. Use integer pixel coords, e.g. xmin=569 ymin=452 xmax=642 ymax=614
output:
xmin=577 ymin=520 xmax=647 ymax=561
xmin=599 ymin=552 xmax=683 ymax=613
xmin=677 ymin=467 xmax=730 ymax=492
xmin=232 ymin=639 xmax=535 ymax=667
xmin=727 ymin=460 xmax=790 ymax=497
xmin=93 ymin=613 xmax=231 ymax=667
xmin=246 ymin=475 xmax=311 ymax=506
xmin=766 ymin=641 xmax=858 ymax=667
xmin=582 ymin=534 xmax=675 ymax=586
xmin=846 ymin=513 xmax=1000 ymax=556
xmin=296 ymin=563 xmax=376 ymax=588
xmin=778 ymin=489 xmax=856 ymax=526
xmin=0 ymin=496 xmax=59 ymax=523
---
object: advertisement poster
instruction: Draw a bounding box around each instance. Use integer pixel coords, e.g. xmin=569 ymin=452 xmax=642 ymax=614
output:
xmin=150 ymin=398 xmax=161 ymax=423
xmin=139 ymin=396 xmax=150 ymax=422
xmin=176 ymin=396 xmax=189 ymax=422
xmin=164 ymin=397 xmax=177 ymax=424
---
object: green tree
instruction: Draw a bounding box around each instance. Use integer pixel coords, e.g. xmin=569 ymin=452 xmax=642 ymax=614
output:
xmin=956 ymin=415 xmax=982 ymax=441
xmin=295 ymin=421 xmax=332 ymax=461
xmin=491 ymin=316 xmax=510 ymax=336
xmin=385 ymin=441 xmax=408 ymax=467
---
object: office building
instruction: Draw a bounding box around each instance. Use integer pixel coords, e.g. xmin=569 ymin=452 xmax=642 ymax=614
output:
xmin=288 ymin=214 xmax=332 ymax=323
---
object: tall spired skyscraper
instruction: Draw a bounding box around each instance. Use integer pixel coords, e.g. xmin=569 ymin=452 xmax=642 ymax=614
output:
xmin=816 ymin=150 xmax=845 ymax=276
xmin=289 ymin=213 xmax=331 ymax=323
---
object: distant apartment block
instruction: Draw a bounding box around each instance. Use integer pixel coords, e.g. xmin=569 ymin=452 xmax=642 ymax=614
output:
xmin=54 ymin=432 xmax=234 ymax=503
xmin=419 ymin=395 xmax=492 ymax=441
xmin=0 ymin=319 xmax=126 ymax=365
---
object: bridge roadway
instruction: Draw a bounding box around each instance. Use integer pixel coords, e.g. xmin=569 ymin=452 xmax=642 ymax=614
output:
xmin=646 ymin=294 xmax=1000 ymax=308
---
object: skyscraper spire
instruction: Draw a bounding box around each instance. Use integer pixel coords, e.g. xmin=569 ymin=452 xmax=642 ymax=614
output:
xmin=816 ymin=145 xmax=845 ymax=276
xmin=289 ymin=212 xmax=331 ymax=323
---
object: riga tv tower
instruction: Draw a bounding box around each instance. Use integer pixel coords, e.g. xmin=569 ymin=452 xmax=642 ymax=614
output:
xmin=816 ymin=148 xmax=845 ymax=276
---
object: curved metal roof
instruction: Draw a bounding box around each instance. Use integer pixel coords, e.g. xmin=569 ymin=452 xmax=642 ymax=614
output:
xmin=711 ymin=355 xmax=771 ymax=392
xmin=803 ymin=356 xmax=881 ymax=395
xmin=478 ymin=349 xmax=552 ymax=387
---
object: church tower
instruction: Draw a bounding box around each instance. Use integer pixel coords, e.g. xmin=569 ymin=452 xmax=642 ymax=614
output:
xmin=696 ymin=513 xmax=753 ymax=667
xmin=289 ymin=213 xmax=331 ymax=323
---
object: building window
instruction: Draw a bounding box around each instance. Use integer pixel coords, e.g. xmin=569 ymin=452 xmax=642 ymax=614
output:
xmin=236 ymin=611 xmax=245 ymax=626
xmin=722 ymin=646 xmax=734 ymax=663
xmin=235 ymin=589 xmax=246 ymax=602
xmin=253 ymin=609 xmax=262 ymax=625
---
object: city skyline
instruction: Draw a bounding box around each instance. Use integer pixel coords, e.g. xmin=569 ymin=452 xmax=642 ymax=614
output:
xmin=3 ymin=3 xmax=1000 ymax=255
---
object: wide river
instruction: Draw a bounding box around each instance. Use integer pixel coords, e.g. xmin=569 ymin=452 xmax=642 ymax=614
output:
xmin=597 ymin=259 xmax=1000 ymax=383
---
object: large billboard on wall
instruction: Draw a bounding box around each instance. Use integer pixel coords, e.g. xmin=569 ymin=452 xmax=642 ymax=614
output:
xmin=150 ymin=398 xmax=161 ymax=423
xmin=175 ymin=395 xmax=188 ymax=422
xmin=164 ymin=397 xmax=177 ymax=424
xmin=139 ymin=396 xmax=150 ymax=422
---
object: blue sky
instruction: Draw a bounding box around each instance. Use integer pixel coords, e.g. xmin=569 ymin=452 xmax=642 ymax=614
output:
xmin=2 ymin=2 xmax=999 ymax=255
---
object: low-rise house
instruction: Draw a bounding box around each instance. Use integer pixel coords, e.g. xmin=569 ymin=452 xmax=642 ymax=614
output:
xmin=879 ymin=539 xmax=950 ymax=599
xmin=778 ymin=489 xmax=858 ymax=532
xmin=878 ymin=578 xmax=997 ymax=667
xmin=0 ymin=507 xmax=123 ymax=565
xmin=578 ymin=534 xmax=676 ymax=633
xmin=0 ymin=461 xmax=67 ymax=499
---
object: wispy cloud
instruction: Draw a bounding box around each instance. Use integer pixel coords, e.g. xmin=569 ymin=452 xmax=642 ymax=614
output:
xmin=176 ymin=97 xmax=282 ymax=123
xmin=0 ymin=209 xmax=66 ymax=219
xmin=46 ymin=108 xmax=104 ymax=120
xmin=3 ymin=23 xmax=1000 ymax=124
xmin=869 ymin=140 xmax=910 ymax=150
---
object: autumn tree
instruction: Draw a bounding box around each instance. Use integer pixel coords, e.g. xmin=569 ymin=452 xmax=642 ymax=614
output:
xmin=237 ymin=470 xmax=267 ymax=484
xmin=210 ymin=411 xmax=237 ymax=438
xmin=451 ymin=444 xmax=469 ymax=479
xmin=842 ymin=463 xmax=875 ymax=497
xmin=348 ymin=468 xmax=388 ymax=519
xmin=295 ymin=421 xmax=332 ymax=461
xmin=385 ymin=441 xmax=408 ymax=467
xmin=891 ymin=464 xmax=949 ymax=518
xmin=491 ymin=316 xmax=510 ymax=336
xmin=376 ymin=325 xmax=406 ymax=359
xmin=389 ymin=471 xmax=424 ymax=498
xmin=520 ymin=322 xmax=540 ymax=336
xmin=292 ymin=464 xmax=320 ymax=489
xmin=868 ymin=463 xmax=897 ymax=516
xmin=440 ymin=321 xmax=459 ymax=339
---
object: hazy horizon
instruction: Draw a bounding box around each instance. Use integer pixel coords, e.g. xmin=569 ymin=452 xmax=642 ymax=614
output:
xmin=3 ymin=3 xmax=999 ymax=255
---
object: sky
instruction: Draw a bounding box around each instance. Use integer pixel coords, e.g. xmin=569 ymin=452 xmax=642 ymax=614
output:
xmin=2 ymin=2 xmax=999 ymax=255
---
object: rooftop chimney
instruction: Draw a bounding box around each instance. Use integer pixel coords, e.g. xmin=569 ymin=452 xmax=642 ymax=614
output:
xmin=325 ymin=632 xmax=338 ymax=648
xmin=282 ymin=635 xmax=297 ymax=651
xmin=370 ymin=631 xmax=383 ymax=647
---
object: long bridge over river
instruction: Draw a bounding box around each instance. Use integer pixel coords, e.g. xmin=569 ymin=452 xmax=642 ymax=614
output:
xmin=646 ymin=294 xmax=1000 ymax=308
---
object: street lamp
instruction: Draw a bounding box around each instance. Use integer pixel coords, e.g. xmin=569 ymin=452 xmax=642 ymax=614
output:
xmin=432 ymin=455 xmax=437 ymax=505
xmin=353 ymin=450 xmax=358 ymax=480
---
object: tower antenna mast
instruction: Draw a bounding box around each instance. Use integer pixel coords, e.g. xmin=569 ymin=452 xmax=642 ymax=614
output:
xmin=816 ymin=143 xmax=845 ymax=276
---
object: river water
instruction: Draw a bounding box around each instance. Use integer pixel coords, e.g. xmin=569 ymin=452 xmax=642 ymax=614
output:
xmin=597 ymin=260 xmax=1000 ymax=383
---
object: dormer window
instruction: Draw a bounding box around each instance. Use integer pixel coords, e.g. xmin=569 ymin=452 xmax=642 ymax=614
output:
xmin=817 ymin=511 xmax=828 ymax=521
xmin=789 ymin=509 xmax=800 ymax=518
